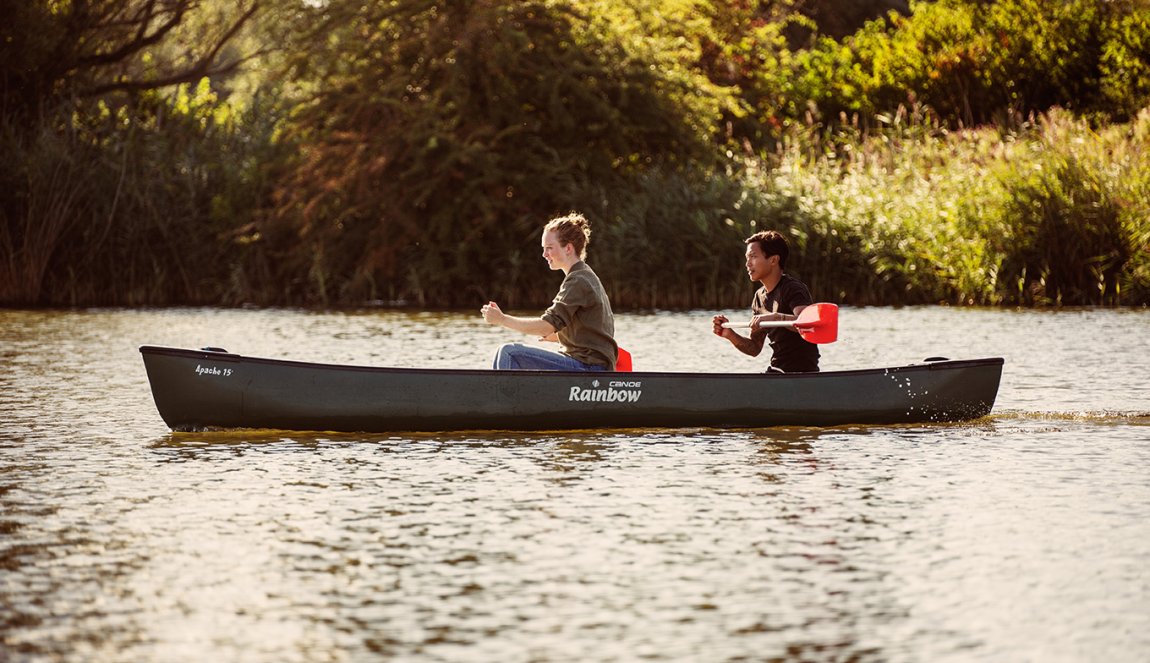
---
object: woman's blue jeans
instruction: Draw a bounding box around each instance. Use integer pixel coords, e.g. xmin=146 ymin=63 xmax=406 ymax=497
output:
xmin=492 ymin=343 xmax=607 ymax=371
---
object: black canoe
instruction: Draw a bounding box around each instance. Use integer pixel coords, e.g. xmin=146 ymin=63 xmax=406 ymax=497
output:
xmin=140 ymin=345 xmax=1004 ymax=433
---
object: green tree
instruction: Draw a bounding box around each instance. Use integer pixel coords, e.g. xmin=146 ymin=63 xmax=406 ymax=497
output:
xmin=0 ymin=0 xmax=273 ymax=305
xmin=0 ymin=0 xmax=260 ymax=119
xmin=263 ymin=0 xmax=736 ymax=306
xmin=787 ymin=0 xmax=1150 ymax=129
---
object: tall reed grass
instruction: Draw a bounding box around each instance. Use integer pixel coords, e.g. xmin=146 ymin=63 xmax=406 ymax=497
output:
xmin=0 ymin=122 xmax=87 ymax=305
xmin=5 ymin=101 xmax=1147 ymax=308
xmin=745 ymin=106 xmax=1150 ymax=306
xmin=1 ymin=84 xmax=285 ymax=306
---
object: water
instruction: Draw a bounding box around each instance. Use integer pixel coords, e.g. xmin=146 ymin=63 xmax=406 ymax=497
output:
xmin=1 ymin=306 xmax=1148 ymax=662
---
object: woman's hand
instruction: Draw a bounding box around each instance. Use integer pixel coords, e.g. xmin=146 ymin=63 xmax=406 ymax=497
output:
xmin=481 ymin=301 xmax=504 ymax=326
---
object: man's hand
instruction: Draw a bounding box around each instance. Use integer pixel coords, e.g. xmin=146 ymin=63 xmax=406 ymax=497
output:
xmin=712 ymin=314 xmax=733 ymax=339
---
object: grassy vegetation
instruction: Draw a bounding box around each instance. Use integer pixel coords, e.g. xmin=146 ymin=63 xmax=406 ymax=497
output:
xmin=1 ymin=83 xmax=285 ymax=306
xmin=579 ymin=105 xmax=1150 ymax=309
xmin=3 ymin=0 xmax=1149 ymax=308
xmin=745 ymin=106 xmax=1150 ymax=306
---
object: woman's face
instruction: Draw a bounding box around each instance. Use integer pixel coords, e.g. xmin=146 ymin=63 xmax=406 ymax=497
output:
xmin=541 ymin=230 xmax=574 ymax=271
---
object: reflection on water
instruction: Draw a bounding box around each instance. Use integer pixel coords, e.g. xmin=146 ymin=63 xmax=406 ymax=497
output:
xmin=2 ymin=307 xmax=1149 ymax=662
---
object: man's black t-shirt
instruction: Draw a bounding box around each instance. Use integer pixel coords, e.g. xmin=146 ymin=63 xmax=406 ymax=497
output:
xmin=750 ymin=274 xmax=820 ymax=373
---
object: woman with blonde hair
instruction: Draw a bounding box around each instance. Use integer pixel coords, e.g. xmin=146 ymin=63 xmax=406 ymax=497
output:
xmin=481 ymin=212 xmax=618 ymax=371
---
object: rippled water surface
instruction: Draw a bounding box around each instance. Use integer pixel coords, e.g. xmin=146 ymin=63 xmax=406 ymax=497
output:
xmin=2 ymin=307 xmax=1148 ymax=662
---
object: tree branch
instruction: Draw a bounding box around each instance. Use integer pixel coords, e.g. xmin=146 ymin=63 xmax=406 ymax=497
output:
xmin=77 ymin=0 xmax=190 ymax=68
xmin=78 ymin=2 xmax=263 ymax=97
xmin=83 ymin=51 xmax=266 ymax=97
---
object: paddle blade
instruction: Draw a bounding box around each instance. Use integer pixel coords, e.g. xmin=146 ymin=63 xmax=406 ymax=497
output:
xmin=795 ymin=303 xmax=838 ymax=344
xmin=616 ymin=347 xmax=633 ymax=372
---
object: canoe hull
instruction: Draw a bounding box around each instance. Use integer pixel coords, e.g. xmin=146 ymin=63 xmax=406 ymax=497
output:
xmin=140 ymin=345 xmax=1004 ymax=432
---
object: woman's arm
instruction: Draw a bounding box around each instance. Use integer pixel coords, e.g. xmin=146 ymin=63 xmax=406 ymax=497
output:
xmin=482 ymin=302 xmax=557 ymax=337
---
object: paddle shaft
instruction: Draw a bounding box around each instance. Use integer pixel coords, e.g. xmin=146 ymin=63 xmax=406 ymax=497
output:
xmin=720 ymin=320 xmax=802 ymax=329
xmin=717 ymin=302 xmax=839 ymax=344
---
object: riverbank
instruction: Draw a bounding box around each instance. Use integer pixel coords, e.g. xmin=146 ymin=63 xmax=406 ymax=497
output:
xmin=4 ymin=107 xmax=1148 ymax=310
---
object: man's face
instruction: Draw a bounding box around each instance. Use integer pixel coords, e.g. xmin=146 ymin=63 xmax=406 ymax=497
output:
xmin=745 ymin=243 xmax=777 ymax=282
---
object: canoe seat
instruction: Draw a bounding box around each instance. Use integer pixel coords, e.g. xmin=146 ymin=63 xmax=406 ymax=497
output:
xmin=616 ymin=347 xmax=633 ymax=372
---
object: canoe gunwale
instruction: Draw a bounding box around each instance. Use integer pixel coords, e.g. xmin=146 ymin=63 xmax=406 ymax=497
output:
xmin=138 ymin=344 xmax=1003 ymax=381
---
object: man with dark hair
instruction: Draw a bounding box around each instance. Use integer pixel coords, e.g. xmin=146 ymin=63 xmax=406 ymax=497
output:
xmin=711 ymin=230 xmax=820 ymax=373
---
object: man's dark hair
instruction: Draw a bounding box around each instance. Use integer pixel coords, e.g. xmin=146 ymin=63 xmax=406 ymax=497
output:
xmin=745 ymin=230 xmax=789 ymax=269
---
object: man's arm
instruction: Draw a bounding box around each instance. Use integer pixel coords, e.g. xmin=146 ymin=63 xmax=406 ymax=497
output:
xmin=712 ymin=314 xmax=766 ymax=357
xmin=750 ymin=304 xmax=805 ymax=328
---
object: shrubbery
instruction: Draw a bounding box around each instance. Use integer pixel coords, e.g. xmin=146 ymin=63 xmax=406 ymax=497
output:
xmin=3 ymin=0 xmax=1149 ymax=308
xmin=1 ymin=82 xmax=284 ymax=305
xmin=745 ymin=107 xmax=1150 ymax=306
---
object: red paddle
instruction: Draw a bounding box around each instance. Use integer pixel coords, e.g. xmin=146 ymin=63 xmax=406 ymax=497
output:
xmin=720 ymin=302 xmax=838 ymax=344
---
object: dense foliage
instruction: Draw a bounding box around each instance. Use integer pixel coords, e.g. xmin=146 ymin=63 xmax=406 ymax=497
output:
xmin=262 ymin=0 xmax=735 ymax=306
xmin=759 ymin=107 xmax=1150 ymax=306
xmin=2 ymin=0 xmax=1149 ymax=308
xmin=790 ymin=0 xmax=1150 ymax=127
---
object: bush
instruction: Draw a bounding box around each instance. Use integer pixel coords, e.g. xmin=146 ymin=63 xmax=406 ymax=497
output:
xmin=790 ymin=0 xmax=1150 ymax=129
xmin=262 ymin=0 xmax=736 ymax=307
xmin=0 ymin=81 xmax=282 ymax=306
xmin=746 ymin=105 xmax=1150 ymax=307
xmin=984 ymin=108 xmax=1150 ymax=304
xmin=578 ymin=166 xmax=755 ymax=310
